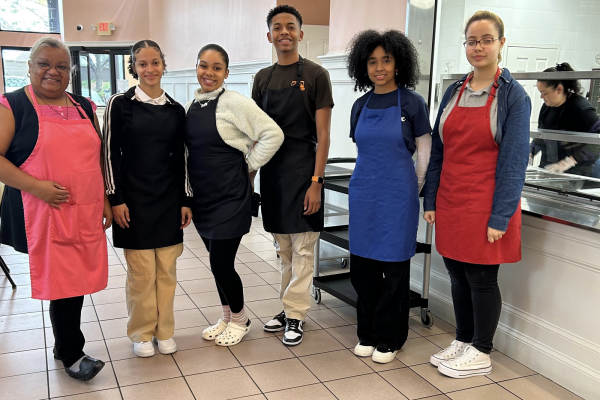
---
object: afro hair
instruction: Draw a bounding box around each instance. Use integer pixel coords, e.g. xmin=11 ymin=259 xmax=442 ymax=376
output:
xmin=346 ymin=29 xmax=420 ymax=92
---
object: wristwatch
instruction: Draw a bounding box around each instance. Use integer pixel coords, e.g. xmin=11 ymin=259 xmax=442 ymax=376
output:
xmin=311 ymin=176 xmax=325 ymax=184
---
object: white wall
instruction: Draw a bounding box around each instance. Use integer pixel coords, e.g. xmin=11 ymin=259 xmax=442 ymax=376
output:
xmin=435 ymin=0 xmax=600 ymax=94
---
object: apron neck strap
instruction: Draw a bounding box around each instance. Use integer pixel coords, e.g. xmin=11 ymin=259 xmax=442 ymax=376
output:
xmin=64 ymin=92 xmax=89 ymax=120
xmin=27 ymin=85 xmax=89 ymax=120
xmin=262 ymin=55 xmax=304 ymax=96
xmin=457 ymin=68 xmax=501 ymax=104
xmin=27 ymin=85 xmax=41 ymax=112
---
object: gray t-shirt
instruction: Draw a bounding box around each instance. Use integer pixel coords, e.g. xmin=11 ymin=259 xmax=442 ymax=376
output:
xmin=439 ymin=80 xmax=498 ymax=143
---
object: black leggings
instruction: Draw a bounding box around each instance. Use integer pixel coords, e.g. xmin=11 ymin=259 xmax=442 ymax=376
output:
xmin=350 ymin=254 xmax=411 ymax=350
xmin=50 ymin=296 xmax=86 ymax=368
xmin=443 ymin=257 xmax=501 ymax=354
xmin=201 ymin=236 xmax=244 ymax=313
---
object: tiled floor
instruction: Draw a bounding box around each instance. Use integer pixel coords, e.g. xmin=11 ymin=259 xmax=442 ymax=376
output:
xmin=0 ymin=218 xmax=583 ymax=400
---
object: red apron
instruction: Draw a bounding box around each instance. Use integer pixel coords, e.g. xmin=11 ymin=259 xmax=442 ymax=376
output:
xmin=20 ymin=85 xmax=108 ymax=300
xmin=436 ymin=70 xmax=521 ymax=265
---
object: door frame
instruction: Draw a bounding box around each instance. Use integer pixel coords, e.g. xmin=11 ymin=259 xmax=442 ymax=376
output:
xmin=502 ymin=43 xmax=561 ymax=72
xmin=70 ymin=46 xmax=130 ymax=102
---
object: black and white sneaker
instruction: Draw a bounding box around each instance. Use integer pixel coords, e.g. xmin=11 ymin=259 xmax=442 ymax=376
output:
xmin=263 ymin=310 xmax=286 ymax=332
xmin=372 ymin=345 xmax=399 ymax=364
xmin=282 ymin=318 xmax=303 ymax=346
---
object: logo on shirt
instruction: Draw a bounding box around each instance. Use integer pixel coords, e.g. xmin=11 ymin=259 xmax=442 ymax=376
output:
xmin=401 ymin=116 xmax=406 ymax=122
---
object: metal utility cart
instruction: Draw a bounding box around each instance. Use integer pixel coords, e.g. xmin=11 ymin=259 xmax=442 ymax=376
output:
xmin=312 ymin=158 xmax=434 ymax=327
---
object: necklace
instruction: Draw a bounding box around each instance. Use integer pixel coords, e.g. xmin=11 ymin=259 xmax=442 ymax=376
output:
xmin=199 ymin=100 xmax=210 ymax=108
xmin=35 ymin=92 xmax=69 ymax=120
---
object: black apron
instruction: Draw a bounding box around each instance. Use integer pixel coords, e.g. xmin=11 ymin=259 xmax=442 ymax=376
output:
xmin=185 ymin=89 xmax=252 ymax=240
xmin=259 ymin=57 xmax=324 ymax=234
xmin=112 ymin=100 xmax=183 ymax=249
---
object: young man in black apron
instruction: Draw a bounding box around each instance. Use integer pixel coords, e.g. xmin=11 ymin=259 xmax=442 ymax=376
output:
xmin=252 ymin=5 xmax=333 ymax=346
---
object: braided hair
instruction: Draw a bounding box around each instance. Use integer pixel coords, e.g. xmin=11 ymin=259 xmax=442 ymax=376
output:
xmin=128 ymin=40 xmax=167 ymax=80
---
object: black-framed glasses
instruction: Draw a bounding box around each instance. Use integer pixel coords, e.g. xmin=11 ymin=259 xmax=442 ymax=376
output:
xmin=463 ymin=38 xmax=500 ymax=49
xmin=32 ymin=60 xmax=70 ymax=74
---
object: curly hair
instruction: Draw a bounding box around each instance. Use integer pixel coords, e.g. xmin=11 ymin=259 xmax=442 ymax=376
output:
xmin=128 ymin=40 xmax=167 ymax=80
xmin=346 ymin=29 xmax=420 ymax=92
xmin=266 ymin=4 xmax=303 ymax=28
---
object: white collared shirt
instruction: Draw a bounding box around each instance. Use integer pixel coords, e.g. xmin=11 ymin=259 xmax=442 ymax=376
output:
xmin=134 ymin=86 xmax=168 ymax=105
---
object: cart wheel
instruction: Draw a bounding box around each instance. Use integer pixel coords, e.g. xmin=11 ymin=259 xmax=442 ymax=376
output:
xmin=421 ymin=311 xmax=434 ymax=328
xmin=314 ymin=288 xmax=322 ymax=304
xmin=341 ymin=258 xmax=349 ymax=268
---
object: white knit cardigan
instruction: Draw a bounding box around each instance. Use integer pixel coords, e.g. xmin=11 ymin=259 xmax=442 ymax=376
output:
xmin=184 ymin=86 xmax=284 ymax=172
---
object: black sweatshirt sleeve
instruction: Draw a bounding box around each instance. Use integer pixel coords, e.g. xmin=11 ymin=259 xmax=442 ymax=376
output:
xmin=103 ymin=94 xmax=126 ymax=206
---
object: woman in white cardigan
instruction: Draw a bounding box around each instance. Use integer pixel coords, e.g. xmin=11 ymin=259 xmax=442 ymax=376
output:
xmin=185 ymin=44 xmax=283 ymax=346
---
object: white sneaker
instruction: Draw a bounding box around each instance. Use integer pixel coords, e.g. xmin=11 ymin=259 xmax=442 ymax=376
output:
xmin=153 ymin=337 xmax=177 ymax=354
xmin=438 ymin=345 xmax=492 ymax=378
xmin=215 ymin=320 xmax=252 ymax=347
xmin=371 ymin=346 xmax=399 ymax=364
xmin=202 ymin=319 xmax=229 ymax=340
xmin=133 ymin=341 xmax=155 ymax=358
xmin=354 ymin=342 xmax=375 ymax=357
xmin=430 ymin=340 xmax=470 ymax=367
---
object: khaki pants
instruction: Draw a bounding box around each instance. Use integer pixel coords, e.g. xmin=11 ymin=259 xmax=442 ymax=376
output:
xmin=273 ymin=232 xmax=320 ymax=321
xmin=124 ymin=243 xmax=182 ymax=342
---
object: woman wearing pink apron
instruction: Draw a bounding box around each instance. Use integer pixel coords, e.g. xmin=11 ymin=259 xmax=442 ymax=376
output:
xmin=422 ymin=12 xmax=530 ymax=378
xmin=0 ymin=37 xmax=110 ymax=381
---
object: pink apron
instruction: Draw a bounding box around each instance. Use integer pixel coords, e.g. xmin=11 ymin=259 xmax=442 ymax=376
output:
xmin=20 ymin=85 xmax=108 ymax=300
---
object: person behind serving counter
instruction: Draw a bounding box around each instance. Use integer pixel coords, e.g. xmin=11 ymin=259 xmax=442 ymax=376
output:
xmin=422 ymin=11 xmax=530 ymax=379
xmin=346 ymin=29 xmax=432 ymax=364
xmin=533 ymin=62 xmax=600 ymax=177
xmin=185 ymin=44 xmax=283 ymax=347
xmin=0 ymin=36 xmax=110 ymax=381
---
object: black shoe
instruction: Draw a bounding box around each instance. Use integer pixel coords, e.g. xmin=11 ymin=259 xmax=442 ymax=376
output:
xmin=263 ymin=310 xmax=286 ymax=332
xmin=65 ymin=355 xmax=105 ymax=381
xmin=282 ymin=318 xmax=303 ymax=346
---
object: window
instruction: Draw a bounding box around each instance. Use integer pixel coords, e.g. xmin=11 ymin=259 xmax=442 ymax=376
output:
xmin=72 ymin=47 xmax=132 ymax=106
xmin=0 ymin=0 xmax=59 ymax=33
xmin=1 ymin=47 xmax=30 ymax=92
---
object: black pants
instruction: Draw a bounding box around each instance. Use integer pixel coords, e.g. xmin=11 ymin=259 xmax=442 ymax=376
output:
xmin=350 ymin=254 xmax=411 ymax=350
xmin=201 ymin=236 xmax=244 ymax=313
xmin=50 ymin=296 xmax=85 ymax=368
xmin=443 ymin=257 xmax=501 ymax=354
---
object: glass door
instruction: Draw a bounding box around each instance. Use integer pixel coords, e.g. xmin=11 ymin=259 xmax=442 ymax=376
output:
xmin=71 ymin=47 xmax=132 ymax=106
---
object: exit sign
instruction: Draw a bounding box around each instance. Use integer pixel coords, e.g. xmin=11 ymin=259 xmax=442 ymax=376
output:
xmin=97 ymin=22 xmax=112 ymax=36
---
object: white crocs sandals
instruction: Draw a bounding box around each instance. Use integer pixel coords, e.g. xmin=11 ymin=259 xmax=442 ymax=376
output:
xmin=215 ymin=320 xmax=252 ymax=346
xmin=202 ymin=319 xmax=229 ymax=340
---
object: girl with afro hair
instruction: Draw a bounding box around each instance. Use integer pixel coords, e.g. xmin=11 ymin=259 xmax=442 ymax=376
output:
xmin=346 ymin=29 xmax=432 ymax=364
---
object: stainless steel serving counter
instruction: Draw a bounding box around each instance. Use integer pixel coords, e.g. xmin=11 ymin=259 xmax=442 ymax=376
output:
xmin=520 ymin=167 xmax=600 ymax=233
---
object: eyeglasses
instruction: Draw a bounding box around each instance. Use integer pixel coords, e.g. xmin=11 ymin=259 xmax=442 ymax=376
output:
xmin=32 ymin=61 xmax=70 ymax=74
xmin=463 ymin=38 xmax=500 ymax=49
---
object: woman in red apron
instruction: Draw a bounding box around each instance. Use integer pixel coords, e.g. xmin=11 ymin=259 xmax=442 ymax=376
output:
xmin=422 ymin=12 xmax=531 ymax=378
xmin=0 ymin=37 xmax=110 ymax=381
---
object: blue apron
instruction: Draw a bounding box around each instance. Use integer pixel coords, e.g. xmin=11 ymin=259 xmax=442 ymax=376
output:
xmin=349 ymin=88 xmax=419 ymax=262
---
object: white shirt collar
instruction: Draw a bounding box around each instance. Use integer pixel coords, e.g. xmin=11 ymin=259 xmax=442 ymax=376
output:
xmin=134 ymin=86 xmax=168 ymax=105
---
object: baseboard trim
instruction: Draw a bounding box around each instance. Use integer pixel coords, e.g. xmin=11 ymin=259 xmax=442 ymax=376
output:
xmin=495 ymin=324 xmax=599 ymax=400
xmin=416 ymin=278 xmax=600 ymax=400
